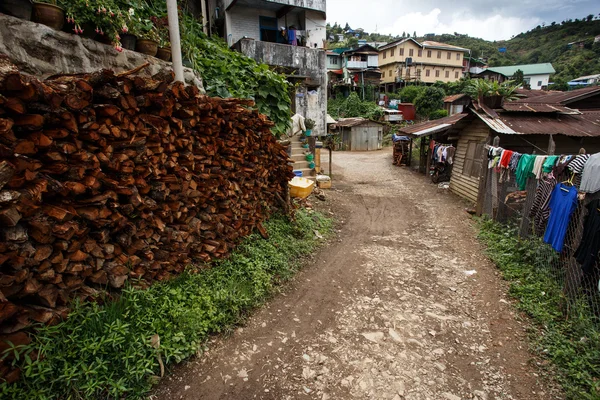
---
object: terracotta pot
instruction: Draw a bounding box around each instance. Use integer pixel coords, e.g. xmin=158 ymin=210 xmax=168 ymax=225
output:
xmin=32 ymin=2 xmax=64 ymax=30
xmin=0 ymin=0 xmax=33 ymax=20
xmin=156 ymin=47 xmax=172 ymax=61
xmin=120 ymin=33 xmax=137 ymax=51
xmin=135 ymin=39 xmax=158 ymax=57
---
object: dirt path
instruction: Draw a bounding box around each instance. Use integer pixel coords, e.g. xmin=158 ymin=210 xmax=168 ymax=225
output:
xmin=153 ymin=149 xmax=561 ymax=400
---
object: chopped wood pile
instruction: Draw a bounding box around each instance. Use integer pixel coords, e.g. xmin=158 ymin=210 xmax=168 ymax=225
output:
xmin=0 ymin=57 xmax=293 ymax=346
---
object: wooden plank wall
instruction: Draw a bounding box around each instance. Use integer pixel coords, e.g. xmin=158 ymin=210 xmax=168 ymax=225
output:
xmin=450 ymin=119 xmax=489 ymax=202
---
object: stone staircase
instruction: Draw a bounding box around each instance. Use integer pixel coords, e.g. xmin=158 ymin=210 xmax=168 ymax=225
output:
xmin=290 ymin=134 xmax=314 ymax=177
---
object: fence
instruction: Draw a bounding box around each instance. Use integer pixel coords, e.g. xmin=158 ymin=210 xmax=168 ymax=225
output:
xmin=481 ymin=164 xmax=600 ymax=319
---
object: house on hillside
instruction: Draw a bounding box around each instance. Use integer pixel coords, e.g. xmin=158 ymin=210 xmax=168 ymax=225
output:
xmin=378 ymin=38 xmax=469 ymax=92
xmin=215 ymin=0 xmax=327 ymax=136
xmin=473 ymin=63 xmax=556 ymax=90
xmin=399 ymin=86 xmax=600 ymax=203
xmin=341 ymin=44 xmax=381 ymax=87
xmin=568 ymin=74 xmax=600 ymax=88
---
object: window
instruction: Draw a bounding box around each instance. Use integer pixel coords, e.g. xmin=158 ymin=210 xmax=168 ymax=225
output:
xmin=462 ymin=141 xmax=485 ymax=178
xmin=398 ymin=48 xmax=403 ymax=56
xmin=445 ymin=71 xmax=449 ymax=78
xmin=390 ymin=48 xmax=394 ymax=56
xmin=437 ymin=51 xmax=441 ymax=59
xmin=416 ymin=68 xmax=421 ymax=78
xmin=331 ymin=57 xmax=338 ymax=65
xmin=427 ymin=50 xmax=432 ymax=58
xmin=418 ymin=49 xmax=423 ymax=57
xmin=426 ymin=69 xmax=430 ymax=77
xmin=455 ymin=71 xmax=459 ymax=78
xmin=259 ymin=16 xmax=280 ymax=43
xmin=537 ymin=81 xmax=542 ymax=87
xmin=383 ymin=50 xmax=387 ymax=59
xmin=456 ymin=53 xmax=461 ymax=60
xmin=435 ymin=70 xmax=440 ymax=77
xmin=409 ymin=49 xmax=414 ymax=56
xmin=447 ymin=52 xmax=451 ymax=59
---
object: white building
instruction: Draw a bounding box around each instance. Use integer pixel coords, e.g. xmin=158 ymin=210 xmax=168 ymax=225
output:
xmin=568 ymin=74 xmax=600 ymax=87
xmin=475 ymin=63 xmax=556 ymax=90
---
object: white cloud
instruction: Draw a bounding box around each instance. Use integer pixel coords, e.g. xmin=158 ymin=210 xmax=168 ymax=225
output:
xmin=381 ymin=8 xmax=541 ymax=41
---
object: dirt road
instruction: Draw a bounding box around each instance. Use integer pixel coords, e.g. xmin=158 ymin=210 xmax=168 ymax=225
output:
xmin=153 ymin=149 xmax=560 ymax=400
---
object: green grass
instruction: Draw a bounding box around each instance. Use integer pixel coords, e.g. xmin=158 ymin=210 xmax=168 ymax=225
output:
xmin=478 ymin=218 xmax=600 ymax=399
xmin=0 ymin=209 xmax=333 ymax=399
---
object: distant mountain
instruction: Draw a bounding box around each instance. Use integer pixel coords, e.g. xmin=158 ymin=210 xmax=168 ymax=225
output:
xmin=328 ymin=17 xmax=600 ymax=83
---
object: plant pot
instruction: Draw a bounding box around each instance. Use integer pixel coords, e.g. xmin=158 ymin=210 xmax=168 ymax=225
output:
xmin=32 ymin=2 xmax=65 ymax=30
xmin=156 ymin=47 xmax=172 ymax=61
xmin=305 ymin=129 xmax=313 ymax=136
xmin=0 ymin=0 xmax=33 ymax=21
xmin=135 ymin=39 xmax=158 ymax=57
xmin=120 ymin=33 xmax=137 ymax=51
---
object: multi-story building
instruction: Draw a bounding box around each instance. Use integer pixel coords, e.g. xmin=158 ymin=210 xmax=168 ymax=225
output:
xmin=212 ymin=0 xmax=327 ymax=135
xmin=378 ymin=38 xmax=469 ymax=92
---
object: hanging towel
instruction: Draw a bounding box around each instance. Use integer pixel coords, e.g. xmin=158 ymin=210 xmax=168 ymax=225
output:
xmin=580 ymin=153 xmax=600 ymax=194
xmin=532 ymin=155 xmax=547 ymax=180
xmin=542 ymin=155 xmax=559 ymax=173
xmin=499 ymin=150 xmax=513 ymax=169
xmin=515 ymin=154 xmax=536 ymax=190
xmin=553 ymin=155 xmax=573 ymax=176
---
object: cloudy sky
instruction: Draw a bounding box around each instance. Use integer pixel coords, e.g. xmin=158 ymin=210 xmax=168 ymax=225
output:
xmin=326 ymin=0 xmax=600 ymax=41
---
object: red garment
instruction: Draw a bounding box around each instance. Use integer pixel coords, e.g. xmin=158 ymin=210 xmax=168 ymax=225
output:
xmin=499 ymin=150 xmax=513 ymax=168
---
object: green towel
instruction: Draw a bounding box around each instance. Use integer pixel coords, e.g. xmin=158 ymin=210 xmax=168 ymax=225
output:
xmin=543 ymin=155 xmax=559 ymax=173
xmin=516 ymin=154 xmax=536 ymax=190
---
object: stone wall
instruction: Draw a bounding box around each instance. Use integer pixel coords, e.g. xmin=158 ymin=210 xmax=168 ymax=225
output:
xmin=0 ymin=14 xmax=204 ymax=89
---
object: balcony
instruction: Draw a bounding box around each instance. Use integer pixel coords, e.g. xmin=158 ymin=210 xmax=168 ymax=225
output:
xmin=346 ymin=60 xmax=368 ymax=69
xmin=233 ymin=38 xmax=326 ymax=86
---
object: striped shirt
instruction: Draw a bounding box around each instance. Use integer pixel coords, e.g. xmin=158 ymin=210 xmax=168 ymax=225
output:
xmin=568 ymin=154 xmax=590 ymax=174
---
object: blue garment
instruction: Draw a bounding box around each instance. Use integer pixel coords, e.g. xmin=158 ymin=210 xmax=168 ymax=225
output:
xmin=543 ymin=184 xmax=578 ymax=252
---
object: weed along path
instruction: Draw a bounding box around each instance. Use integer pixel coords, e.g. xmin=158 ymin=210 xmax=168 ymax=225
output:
xmin=153 ymin=149 xmax=561 ymax=400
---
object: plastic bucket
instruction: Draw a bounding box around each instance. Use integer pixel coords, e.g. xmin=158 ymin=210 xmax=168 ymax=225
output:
xmin=305 ymin=154 xmax=314 ymax=162
xmin=293 ymin=170 xmax=303 ymax=177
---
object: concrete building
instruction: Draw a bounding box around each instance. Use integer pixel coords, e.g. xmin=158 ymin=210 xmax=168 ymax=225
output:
xmin=473 ymin=63 xmax=556 ymax=90
xmin=378 ymin=38 xmax=469 ymax=92
xmin=568 ymin=73 xmax=600 ymax=88
xmin=216 ymin=0 xmax=327 ymax=136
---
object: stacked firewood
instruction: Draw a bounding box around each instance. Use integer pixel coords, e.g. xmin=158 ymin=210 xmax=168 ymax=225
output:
xmin=0 ymin=57 xmax=293 ymax=337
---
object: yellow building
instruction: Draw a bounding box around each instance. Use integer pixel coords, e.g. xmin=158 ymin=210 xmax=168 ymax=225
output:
xmin=378 ymin=38 xmax=469 ymax=92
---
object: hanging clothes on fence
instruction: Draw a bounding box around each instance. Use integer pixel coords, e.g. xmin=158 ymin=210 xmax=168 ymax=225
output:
xmin=529 ymin=175 xmax=557 ymax=236
xmin=568 ymin=153 xmax=590 ymax=174
xmin=574 ymin=199 xmax=600 ymax=276
xmin=542 ymin=155 xmax=559 ymax=174
xmin=446 ymin=146 xmax=456 ymax=165
xmin=509 ymin=152 xmax=522 ymax=171
xmin=552 ymin=155 xmax=573 ymax=176
xmin=499 ymin=150 xmax=513 ymax=169
xmin=516 ymin=154 xmax=536 ymax=190
xmin=532 ymin=155 xmax=547 ymax=180
xmin=580 ymin=153 xmax=600 ymax=194
xmin=544 ymin=183 xmax=578 ymax=252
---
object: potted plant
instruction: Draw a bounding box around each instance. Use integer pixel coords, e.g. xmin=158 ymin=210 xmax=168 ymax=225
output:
xmin=32 ymin=0 xmax=65 ymax=30
xmin=116 ymin=7 xmax=138 ymax=50
xmin=153 ymin=15 xmax=171 ymax=61
xmin=304 ymin=119 xmax=315 ymax=136
xmin=134 ymin=17 xmax=159 ymax=56
xmin=0 ymin=0 xmax=34 ymax=21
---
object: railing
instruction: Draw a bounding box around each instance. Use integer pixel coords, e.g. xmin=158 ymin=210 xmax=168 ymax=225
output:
xmin=346 ymin=61 xmax=368 ymax=69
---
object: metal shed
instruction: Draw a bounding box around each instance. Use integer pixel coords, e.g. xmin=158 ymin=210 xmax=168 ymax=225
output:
xmin=334 ymin=118 xmax=384 ymax=151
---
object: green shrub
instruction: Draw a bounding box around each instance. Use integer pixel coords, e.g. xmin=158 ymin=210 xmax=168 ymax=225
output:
xmin=327 ymin=93 xmax=383 ymax=120
xmin=0 ymin=210 xmax=333 ymax=400
xmin=399 ymin=85 xmax=426 ymax=103
xmin=478 ymin=219 xmax=600 ymax=399
xmin=414 ymin=86 xmax=446 ymax=118
xmin=429 ymin=109 xmax=448 ymax=120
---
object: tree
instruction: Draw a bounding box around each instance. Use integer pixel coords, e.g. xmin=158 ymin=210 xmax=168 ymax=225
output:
xmin=399 ymin=85 xmax=426 ymax=103
xmin=413 ymin=31 xmax=417 ymax=38
xmin=347 ymin=37 xmax=359 ymax=48
xmin=513 ymin=69 xmax=524 ymax=85
xmin=344 ymin=23 xmax=351 ymax=31
xmin=587 ymin=14 xmax=594 ymax=22
xmin=414 ymin=86 xmax=446 ymax=118
xmin=549 ymin=78 xmax=569 ymax=91
xmin=402 ymin=31 xmax=406 ymax=38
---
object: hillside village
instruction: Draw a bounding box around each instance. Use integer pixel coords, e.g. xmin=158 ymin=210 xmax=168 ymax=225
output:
xmin=1 ymin=1 xmax=600 ymax=399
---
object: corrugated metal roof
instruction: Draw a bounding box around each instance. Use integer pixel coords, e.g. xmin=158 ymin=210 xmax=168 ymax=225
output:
xmin=472 ymin=109 xmax=600 ymax=137
xmin=444 ymin=94 xmax=468 ymax=103
xmin=484 ymin=63 xmax=555 ymax=76
xmin=422 ymin=41 xmax=469 ymax=52
xmin=334 ymin=118 xmax=384 ymax=127
xmin=514 ymin=86 xmax=600 ymax=105
xmin=502 ymin=103 xmax=580 ymax=114
xmin=398 ymin=113 xmax=469 ymax=136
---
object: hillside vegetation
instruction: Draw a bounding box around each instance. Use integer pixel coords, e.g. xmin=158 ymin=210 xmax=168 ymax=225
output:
xmin=328 ymin=17 xmax=600 ymax=83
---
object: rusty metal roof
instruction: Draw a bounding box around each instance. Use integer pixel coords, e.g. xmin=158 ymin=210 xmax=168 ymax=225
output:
xmin=443 ymin=94 xmax=468 ymax=103
xmin=399 ymin=113 xmax=469 ymax=137
xmin=514 ymin=86 xmax=600 ymax=105
xmin=502 ymin=102 xmax=579 ymax=114
xmin=473 ymin=109 xmax=600 ymax=137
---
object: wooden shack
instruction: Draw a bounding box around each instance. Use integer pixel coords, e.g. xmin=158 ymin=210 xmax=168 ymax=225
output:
xmin=334 ymin=118 xmax=384 ymax=151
